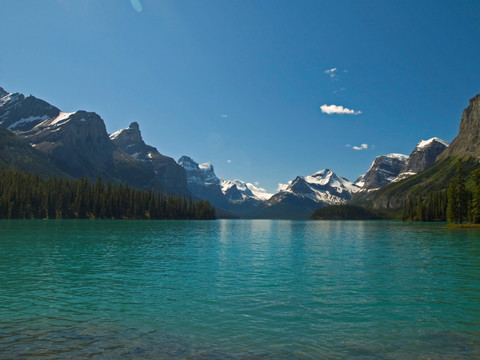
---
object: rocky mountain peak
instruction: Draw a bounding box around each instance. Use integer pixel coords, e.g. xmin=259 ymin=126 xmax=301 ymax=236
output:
xmin=109 ymin=123 xmax=188 ymax=194
xmin=0 ymin=90 xmax=60 ymax=132
xmin=109 ymin=122 xmax=144 ymax=146
xmin=392 ymin=137 xmax=449 ymax=182
xmin=437 ymin=94 xmax=480 ymax=160
xmin=359 ymin=153 xmax=408 ymax=191
xmin=178 ymin=155 xmax=199 ymax=171
xmin=178 ymin=156 xmax=220 ymax=185
xmin=18 ymin=110 xmax=116 ymax=178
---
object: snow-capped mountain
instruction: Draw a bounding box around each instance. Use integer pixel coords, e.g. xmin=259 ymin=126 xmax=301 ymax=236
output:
xmin=178 ymin=156 xmax=272 ymax=216
xmin=354 ymin=138 xmax=448 ymax=192
xmin=392 ymin=137 xmax=449 ymax=182
xmin=258 ymin=169 xmax=360 ymax=219
xmin=357 ymin=153 xmax=409 ymax=191
xmin=221 ymin=179 xmax=273 ymax=202
xmin=284 ymin=169 xmax=360 ymax=203
xmin=178 ymin=156 xmax=221 ymax=186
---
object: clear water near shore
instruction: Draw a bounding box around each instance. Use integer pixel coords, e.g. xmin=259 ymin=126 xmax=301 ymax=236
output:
xmin=0 ymin=219 xmax=479 ymax=359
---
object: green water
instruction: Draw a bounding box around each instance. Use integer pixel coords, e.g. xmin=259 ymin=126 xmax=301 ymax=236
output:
xmin=0 ymin=220 xmax=479 ymax=359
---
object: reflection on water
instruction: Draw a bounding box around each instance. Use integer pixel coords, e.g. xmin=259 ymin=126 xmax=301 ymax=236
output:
xmin=0 ymin=220 xmax=479 ymax=359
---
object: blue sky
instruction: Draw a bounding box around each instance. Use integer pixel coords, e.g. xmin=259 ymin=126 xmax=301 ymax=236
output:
xmin=2 ymin=0 xmax=480 ymax=193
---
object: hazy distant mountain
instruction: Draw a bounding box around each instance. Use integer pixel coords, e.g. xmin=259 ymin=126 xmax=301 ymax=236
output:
xmin=178 ymin=155 xmax=272 ymax=216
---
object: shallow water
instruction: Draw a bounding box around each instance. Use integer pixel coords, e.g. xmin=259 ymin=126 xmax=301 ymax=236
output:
xmin=0 ymin=220 xmax=479 ymax=359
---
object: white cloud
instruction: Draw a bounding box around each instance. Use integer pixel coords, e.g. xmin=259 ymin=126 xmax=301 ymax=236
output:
xmin=227 ymin=159 xmax=231 ymax=163
xmin=324 ymin=67 xmax=337 ymax=79
xmin=345 ymin=144 xmax=351 ymax=148
xmin=321 ymin=104 xmax=362 ymax=115
xmin=220 ymin=114 xmax=228 ymax=118
xmin=352 ymin=143 xmax=368 ymax=151
xmin=277 ymin=181 xmax=292 ymax=192
xmin=254 ymin=181 xmax=260 ymax=186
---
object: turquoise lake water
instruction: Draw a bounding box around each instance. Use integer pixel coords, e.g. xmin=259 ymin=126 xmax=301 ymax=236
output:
xmin=0 ymin=220 xmax=479 ymax=359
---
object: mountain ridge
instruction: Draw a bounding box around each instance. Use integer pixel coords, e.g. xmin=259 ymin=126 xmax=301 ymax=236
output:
xmin=1 ymin=84 xmax=477 ymax=218
xmin=0 ymin=86 xmax=189 ymax=195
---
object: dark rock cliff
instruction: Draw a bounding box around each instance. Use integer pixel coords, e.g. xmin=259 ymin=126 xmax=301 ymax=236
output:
xmin=437 ymin=94 xmax=480 ymax=160
xmin=110 ymin=123 xmax=188 ymax=195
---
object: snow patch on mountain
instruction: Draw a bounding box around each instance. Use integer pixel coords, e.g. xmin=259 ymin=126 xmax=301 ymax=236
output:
xmin=385 ymin=153 xmax=409 ymax=162
xmin=246 ymin=183 xmax=274 ymax=200
xmin=50 ymin=112 xmax=76 ymax=126
xmin=277 ymin=169 xmax=360 ymax=205
xmin=356 ymin=153 xmax=408 ymax=192
xmin=7 ymin=115 xmax=50 ymax=130
xmin=416 ymin=137 xmax=449 ymax=150
xmin=221 ymin=179 xmax=274 ymax=200
xmin=179 ymin=156 xmax=272 ymax=203
xmin=178 ymin=156 xmax=221 ymax=186
xmin=0 ymin=92 xmax=21 ymax=107
xmin=109 ymin=128 xmax=126 ymax=140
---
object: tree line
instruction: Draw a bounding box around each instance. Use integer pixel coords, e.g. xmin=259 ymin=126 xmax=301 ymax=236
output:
xmin=311 ymin=204 xmax=386 ymax=220
xmin=402 ymin=159 xmax=480 ymax=224
xmin=0 ymin=166 xmax=215 ymax=220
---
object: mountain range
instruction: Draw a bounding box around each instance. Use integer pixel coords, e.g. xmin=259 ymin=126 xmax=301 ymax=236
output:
xmin=1 ymin=84 xmax=479 ymax=218
xmin=0 ymin=87 xmax=189 ymax=195
xmin=358 ymin=93 xmax=480 ymax=209
xmin=176 ymin=137 xmax=450 ymax=218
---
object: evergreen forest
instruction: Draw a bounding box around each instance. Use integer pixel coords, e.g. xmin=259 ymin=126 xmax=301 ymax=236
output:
xmin=402 ymin=159 xmax=480 ymax=224
xmin=0 ymin=167 xmax=216 ymax=220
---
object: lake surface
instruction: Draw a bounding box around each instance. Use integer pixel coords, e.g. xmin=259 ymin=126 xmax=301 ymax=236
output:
xmin=0 ymin=220 xmax=479 ymax=359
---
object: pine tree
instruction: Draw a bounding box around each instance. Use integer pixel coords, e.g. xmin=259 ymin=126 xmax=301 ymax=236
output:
xmin=471 ymin=168 xmax=480 ymax=223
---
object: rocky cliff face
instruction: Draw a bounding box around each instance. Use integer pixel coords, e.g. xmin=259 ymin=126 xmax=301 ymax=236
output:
xmin=0 ymin=91 xmax=61 ymax=132
xmin=178 ymin=156 xmax=221 ymax=186
xmin=437 ymin=94 xmax=480 ymax=160
xmin=178 ymin=156 xmax=232 ymax=210
xmin=0 ymin=125 xmax=66 ymax=177
xmin=353 ymin=95 xmax=480 ymax=210
xmin=0 ymin=91 xmax=117 ymax=178
xmin=393 ymin=138 xmax=448 ymax=182
xmin=0 ymin=85 xmax=189 ymax=195
xmin=359 ymin=154 xmax=408 ymax=191
xmin=110 ymin=123 xmax=188 ymax=195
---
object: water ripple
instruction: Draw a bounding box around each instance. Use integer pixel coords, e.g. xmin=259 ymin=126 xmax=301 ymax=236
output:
xmin=0 ymin=220 xmax=479 ymax=359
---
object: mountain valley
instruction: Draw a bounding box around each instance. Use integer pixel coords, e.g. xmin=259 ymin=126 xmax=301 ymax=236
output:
xmin=1 ymin=85 xmax=479 ymax=218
